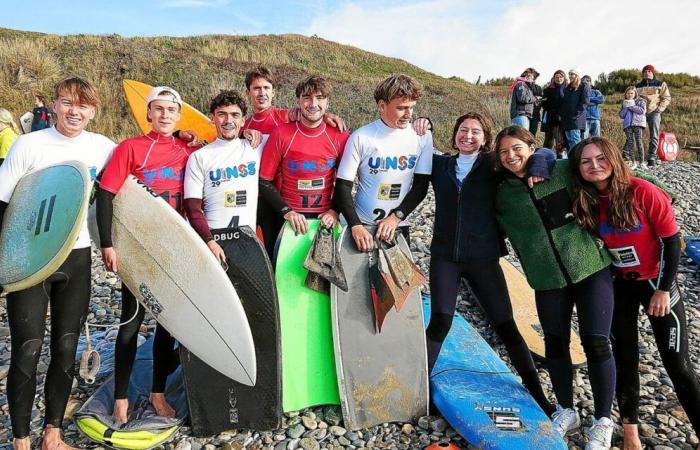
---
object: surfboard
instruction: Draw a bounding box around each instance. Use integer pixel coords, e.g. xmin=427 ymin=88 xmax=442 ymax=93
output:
xmin=19 ymin=111 xmax=33 ymax=134
xmin=685 ymin=236 xmax=700 ymax=266
xmin=0 ymin=161 xmax=90 ymax=292
xmin=500 ymin=259 xmax=586 ymax=367
xmin=424 ymin=296 xmax=568 ymax=450
xmin=112 ymin=176 xmax=255 ymax=385
xmin=331 ymin=226 xmax=428 ymax=430
xmin=180 ymin=226 xmax=281 ymax=435
xmin=122 ymin=79 xmax=217 ymax=143
xmin=274 ymin=220 xmax=341 ymax=412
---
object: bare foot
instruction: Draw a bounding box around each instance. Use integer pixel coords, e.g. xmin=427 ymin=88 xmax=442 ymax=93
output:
xmin=113 ymin=398 xmax=129 ymax=423
xmin=41 ymin=427 xmax=76 ymax=450
xmin=622 ymin=423 xmax=643 ymax=450
xmin=13 ymin=437 xmax=31 ymax=450
xmin=150 ymin=393 xmax=175 ymax=417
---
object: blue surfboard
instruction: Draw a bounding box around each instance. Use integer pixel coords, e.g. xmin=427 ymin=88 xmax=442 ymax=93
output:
xmin=422 ymin=296 xmax=567 ymax=449
xmin=0 ymin=161 xmax=90 ymax=292
xmin=685 ymin=236 xmax=700 ymax=266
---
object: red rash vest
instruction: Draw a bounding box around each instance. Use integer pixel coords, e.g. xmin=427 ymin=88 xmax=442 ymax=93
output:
xmin=242 ymin=107 xmax=289 ymax=135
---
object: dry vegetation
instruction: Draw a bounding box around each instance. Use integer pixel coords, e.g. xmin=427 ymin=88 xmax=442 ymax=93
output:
xmin=0 ymin=27 xmax=698 ymax=157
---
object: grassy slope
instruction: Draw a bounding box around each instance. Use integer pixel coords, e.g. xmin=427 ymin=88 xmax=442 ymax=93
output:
xmin=1 ymin=27 xmax=698 ymax=154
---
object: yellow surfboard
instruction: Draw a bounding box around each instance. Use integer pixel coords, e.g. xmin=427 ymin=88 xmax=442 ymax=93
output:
xmin=500 ymin=259 xmax=587 ymax=367
xmin=122 ymin=79 xmax=217 ymax=143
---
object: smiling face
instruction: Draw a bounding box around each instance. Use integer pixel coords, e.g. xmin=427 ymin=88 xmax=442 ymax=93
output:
xmin=454 ymin=118 xmax=484 ymax=155
xmin=52 ymin=93 xmax=96 ymax=138
xmin=497 ymin=135 xmax=535 ymax=178
xmin=554 ymin=73 xmax=566 ymax=84
xmin=578 ymin=143 xmax=612 ymax=190
xmin=378 ymin=96 xmax=415 ymax=129
xmin=297 ymin=90 xmax=328 ymax=127
xmin=247 ymin=77 xmax=274 ymax=114
xmin=147 ymin=99 xmax=181 ymax=136
xmin=211 ymin=104 xmax=245 ymax=141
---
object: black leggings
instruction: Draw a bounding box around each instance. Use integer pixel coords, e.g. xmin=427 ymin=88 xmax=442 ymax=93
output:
xmin=7 ymin=247 xmax=91 ymax=438
xmin=113 ymin=285 xmax=179 ymax=399
xmin=612 ymin=278 xmax=700 ymax=432
xmin=535 ymin=266 xmax=616 ymax=419
xmin=427 ymin=255 xmax=554 ymax=415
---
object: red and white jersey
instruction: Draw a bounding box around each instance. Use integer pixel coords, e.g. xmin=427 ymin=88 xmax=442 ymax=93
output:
xmin=100 ymin=131 xmax=200 ymax=214
xmin=241 ymin=107 xmax=289 ymax=135
xmin=259 ymin=121 xmax=349 ymax=213
xmin=597 ymin=177 xmax=678 ymax=281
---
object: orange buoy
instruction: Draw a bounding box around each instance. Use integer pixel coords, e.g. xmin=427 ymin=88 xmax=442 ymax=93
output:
xmin=425 ymin=443 xmax=461 ymax=450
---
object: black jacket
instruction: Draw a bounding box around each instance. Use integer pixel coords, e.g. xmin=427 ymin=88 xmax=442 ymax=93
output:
xmin=430 ymin=152 xmax=507 ymax=262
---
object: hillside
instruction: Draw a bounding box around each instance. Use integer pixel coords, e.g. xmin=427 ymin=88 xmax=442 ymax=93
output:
xmin=0 ymin=27 xmax=698 ymax=154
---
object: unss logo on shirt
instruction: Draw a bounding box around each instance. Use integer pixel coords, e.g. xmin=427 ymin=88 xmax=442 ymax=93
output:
xmin=209 ymin=162 xmax=257 ymax=186
xmin=367 ymin=155 xmax=417 ymax=174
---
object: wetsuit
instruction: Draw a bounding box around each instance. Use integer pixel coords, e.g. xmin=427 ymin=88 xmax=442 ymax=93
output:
xmin=258 ymin=121 xmax=349 ymax=251
xmin=426 ymin=150 xmax=555 ymax=415
xmin=97 ymin=131 xmax=198 ymax=400
xmin=241 ymin=107 xmax=289 ymax=136
xmin=496 ymin=158 xmax=616 ymax=420
xmin=597 ymin=178 xmax=700 ymax=431
xmin=0 ymin=127 xmax=114 ymax=438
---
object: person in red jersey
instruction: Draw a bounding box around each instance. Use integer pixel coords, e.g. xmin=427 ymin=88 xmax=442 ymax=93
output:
xmin=258 ymin=75 xmax=349 ymax=242
xmin=95 ymin=86 xmax=201 ymax=423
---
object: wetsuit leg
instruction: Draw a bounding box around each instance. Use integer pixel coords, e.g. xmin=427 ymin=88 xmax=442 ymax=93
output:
xmin=114 ymin=285 xmax=146 ymax=399
xmin=258 ymin=197 xmax=280 ymax=259
xmin=7 ymin=280 xmax=51 ymax=438
xmin=611 ymin=278 xmax=643 ymax=424
xmin=151 ymin=324 xmax=179 ymax=393
xmin=464 ymin=259 xmax=554 ymax=415
xmin=426 ymin=254 xmax=461 ymax=373
xmin=642 ymin=281 xmax=700 ymax=434
xmin=573 ymin=267 xmax=615 ymax=419
xmin=43 ymin=248 xmax=91 ymax=429
xmin=535 ymin=286 xmax=575 ymax=409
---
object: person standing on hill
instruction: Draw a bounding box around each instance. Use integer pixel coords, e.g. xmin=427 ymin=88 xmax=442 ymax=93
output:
xmin=619 ymin=86 xmax=647 ymax=169
xmin=636 ymin=65 xmax=671 ymax=166
xmin=0 ymin=77 xmax=115 ymax=450
xmin=528 ymin=69 xmax=544 ymax=138
xmin=561 ymin=69 xmax=590 ymax=152
xmin=30 ymin=94 xmax=52 ymax=132
xmin=509 ymin=68 xmax=537 ymax=130
xmin=0 ymin=108 xmax=20 ymax=166
xmin=542 ymin=70 xmax=568 ymax=156
xmin=582 ymin=75 xmax=604 ymax=138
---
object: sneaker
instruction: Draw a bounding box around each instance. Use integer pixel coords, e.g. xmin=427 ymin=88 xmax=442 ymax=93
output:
xmin=551 ymin=406 xmax=581 ymax=437
xmin=640 ymin=162 xmax=648 ymax=170
xmin=647 ymin=159 xmax=656 ymax=167
xmin=584 ymin=416 xmax=614 ymax=450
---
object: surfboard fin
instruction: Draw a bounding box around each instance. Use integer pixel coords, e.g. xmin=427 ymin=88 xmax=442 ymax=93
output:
xmin=378 ymin=239 xmax=426 ymax=311
xmin=303 ymin=226 xmax=348 ymax=293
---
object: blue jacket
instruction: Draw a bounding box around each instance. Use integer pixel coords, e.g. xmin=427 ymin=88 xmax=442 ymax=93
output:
xmin=561 ymin=83 xmax=591 ymax=131
xmin=586 ymin=89 xmax=605 ymax=120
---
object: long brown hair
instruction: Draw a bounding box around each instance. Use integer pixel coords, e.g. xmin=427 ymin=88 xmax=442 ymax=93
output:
xmin=451 ymin=112 xmax=494 ymax=153
xmin=569 ymin=137 xmax=638 ymax=231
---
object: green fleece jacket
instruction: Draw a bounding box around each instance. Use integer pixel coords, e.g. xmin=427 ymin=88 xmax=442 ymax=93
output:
xmin=495 ymin=160 xmax=611 ymax=290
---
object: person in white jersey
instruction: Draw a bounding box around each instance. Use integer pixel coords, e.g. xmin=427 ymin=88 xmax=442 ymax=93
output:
xmin=335 ymin=74 xmax=433 ymax=250
xmin=184 ymin=90 xmax=266 ymax=259
xmin=0 ymin=77 xmax=115 ymax=450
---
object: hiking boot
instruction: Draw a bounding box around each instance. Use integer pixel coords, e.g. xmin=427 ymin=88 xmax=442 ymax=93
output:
xmin=551 ymin=406 xmax=580 ymax=437
xmin=584 ymin=416 xmax=614 ymax=450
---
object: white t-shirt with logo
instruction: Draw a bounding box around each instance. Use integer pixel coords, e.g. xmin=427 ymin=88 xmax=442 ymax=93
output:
xmin=336 ymin=119 xmax=433 ymax=225
xmin=0 ymin=127 xmax=115 ymax=249
xmin=184 ymin=137 xmax=266 ymax=229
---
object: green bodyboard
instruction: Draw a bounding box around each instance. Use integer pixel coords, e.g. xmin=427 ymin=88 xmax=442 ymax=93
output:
xmin=275 ymin=220 xmax=341 ymax=411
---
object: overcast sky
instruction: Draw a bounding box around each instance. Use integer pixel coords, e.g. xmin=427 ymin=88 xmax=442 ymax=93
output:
xmin=3 ymin=0 xmax=698 ymax=81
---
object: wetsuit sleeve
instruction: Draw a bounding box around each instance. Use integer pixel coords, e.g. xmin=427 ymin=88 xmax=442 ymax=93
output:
xmin=395 ymin=174 xmax=430 ymax=216
xmin=95 ymin=187 xmax=115 ymax=248
xmin=184 ymin=198 xmax=213 ymax=242
xmin=659 ymin=233 xmax=681 ymax=291
xmin=259 ymin=179 xmax=290 ymax=216
xmin=334 ymin=178 xmax=361 ymax=227
xmin=99 ymin=141 xmax=134 ymax=194
xmin=526 ymin=147 xmax=556 ymax=179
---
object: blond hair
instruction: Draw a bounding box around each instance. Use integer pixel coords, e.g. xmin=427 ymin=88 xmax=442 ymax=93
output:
xmin=0 ymin=108 xmax=20 ymax=135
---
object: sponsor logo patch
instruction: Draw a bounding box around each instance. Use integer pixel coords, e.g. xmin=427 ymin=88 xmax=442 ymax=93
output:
xmin=608 ymin=245 xmax=641 ymax=268
xmin=298 ymin=178 xmax=325 ymax=190
xmin=224 ymin=190 xmax=247 ymax=207
xmin=377 ymin=183 xmax=402 ymax=201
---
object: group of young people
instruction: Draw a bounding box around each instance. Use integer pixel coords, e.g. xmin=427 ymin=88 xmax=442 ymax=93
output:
xmin=0 ymin=66 xmax=694 ymax=450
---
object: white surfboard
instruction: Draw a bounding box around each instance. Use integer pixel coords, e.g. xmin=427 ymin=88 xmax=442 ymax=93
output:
xmin=20 ymin=112 xmax=33 ymax=134
xmin=112 ymin=176 xmax=256 ymax=385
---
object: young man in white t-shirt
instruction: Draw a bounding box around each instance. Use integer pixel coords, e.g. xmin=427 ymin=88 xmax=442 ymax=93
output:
xmin=0 ymin=77 xmax=115 ymax=450
xmin=184 ymin=90 xmax=266 ymax=260
xmin=335 ymin=74 xmax=433 ymax=251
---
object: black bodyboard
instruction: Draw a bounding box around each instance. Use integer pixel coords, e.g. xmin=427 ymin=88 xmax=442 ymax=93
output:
xmin=180 ymin=226 xmax=281 ymax=435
